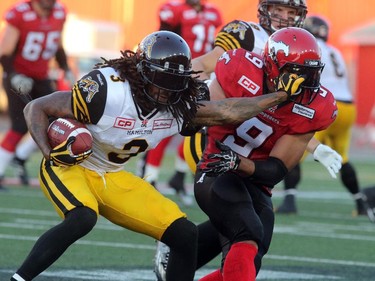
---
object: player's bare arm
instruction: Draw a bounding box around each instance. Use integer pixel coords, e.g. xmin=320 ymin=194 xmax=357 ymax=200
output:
xmin=194 ymin=91 xmax=288 ymax=126
xmin=0 ymin=23 xmax=20 ymax=56
xmin=192 ymin=46 xmax=225 ymax=80
xmin=24 ymin=91 xmax=74 ymax=158
xmin=268 ymin=132 xmax=315 ymax=169
xmin=238 ymin=132 xmax=314 ymax=176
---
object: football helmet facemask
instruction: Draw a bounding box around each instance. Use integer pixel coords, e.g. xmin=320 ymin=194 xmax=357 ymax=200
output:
xmin=137 ymin=31 xmax=192 ymax=106
xmin=303 ymin=15 xmax=330 ymax=42
xmin=264 ymin=27 xmax=324 ymax=104
xmin=258 ymin=0 xmax=308 ymax=33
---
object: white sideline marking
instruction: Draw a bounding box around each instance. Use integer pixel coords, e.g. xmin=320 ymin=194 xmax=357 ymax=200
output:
xmin=0 ymin=181 xmax=356 ymax=199
xmin=2 ymin=215 xmax=375 ymax=242
xmin=0 ymin=268 xmax=341 ymax=280
xmin=0 ymin=233 xmax=154 ymax=250
xmin=1 ymin=233 xmax=375 ymax=269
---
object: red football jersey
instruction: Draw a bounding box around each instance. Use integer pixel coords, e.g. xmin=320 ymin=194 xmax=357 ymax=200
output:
xmin=4 ymin=1 xmax=67 ymax=79
xmin=159 ymin=1 xmax=222 ymax=58
xmin=204 ymin=48 xmax=338 ymax=161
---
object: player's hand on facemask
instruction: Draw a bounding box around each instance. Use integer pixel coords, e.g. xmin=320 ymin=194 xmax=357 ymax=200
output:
xmin=277 ymin=73 xmax=305 ymax=99
xmin=198 ymin=140 xmax=241 ymax=176
xmin=313 ymin=144 xmax=342 ymax=178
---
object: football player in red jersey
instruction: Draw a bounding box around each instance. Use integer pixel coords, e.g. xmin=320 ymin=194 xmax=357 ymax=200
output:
xmin=194 ymin=27 xmax=337 ymax=281
xmin=188 ymin=0 xmax=340 ymax=176
xmin=0 ymin=0 xmax=74 ymax=190
xmin=138 ymin=0 xmax=222 ymax=206
xmin=275 ymin=15 xmax=374 ymax=219
xmin=159 ymin=0 xmax=222 ymax=58
xmin=10 ymin=30 xmax=295 ymax=281
xmin=154 ymin=2 xmax=341 ymax=280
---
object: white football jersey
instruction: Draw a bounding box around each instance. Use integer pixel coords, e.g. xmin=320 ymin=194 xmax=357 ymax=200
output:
xmin=246 ymin=22 xmax=269 ymax=55
xmin=72 ymin=67 xmax=182 ymax=173
xmin=318 ymin=38 xmax=353 ymax=102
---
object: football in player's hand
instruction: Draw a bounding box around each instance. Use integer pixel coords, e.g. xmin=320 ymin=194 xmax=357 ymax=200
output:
xmin=47 ymin=118 xmax=93 ymax=154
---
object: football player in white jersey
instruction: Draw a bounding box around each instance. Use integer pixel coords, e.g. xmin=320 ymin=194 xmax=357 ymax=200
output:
xmin=10 ymin=30 xmax=299 ymax=281
xmin=275 ymin=15 xmax=375 ymax=222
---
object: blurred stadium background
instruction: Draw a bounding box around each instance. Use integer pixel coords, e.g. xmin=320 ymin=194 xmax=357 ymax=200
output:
xmin=0 ymin=1 xmax=375 ymax=280
xmin=0 ymin=0 xmax=375 ymax=127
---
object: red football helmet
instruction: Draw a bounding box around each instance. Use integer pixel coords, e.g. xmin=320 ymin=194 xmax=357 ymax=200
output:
xmin=258 ymin=0 xmax=308 ymax=33
xmin=264 ymin=27 xmax=324 ymax=104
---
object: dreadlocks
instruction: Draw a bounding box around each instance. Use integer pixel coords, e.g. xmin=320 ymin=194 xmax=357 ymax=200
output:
xmin=94 ymin=50 xmax=203 ymax=127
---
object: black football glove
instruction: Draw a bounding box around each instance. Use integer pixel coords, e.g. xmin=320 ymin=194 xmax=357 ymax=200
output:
xmin=196 ymin=80 xmax=210 ymax=102
xmin=277 ymin=73 xmax=305 ymax=99
xmin=49 ymin=136 xmax=92 ymax=167
xmin=198 ymin=140 xmax=241 ymax=176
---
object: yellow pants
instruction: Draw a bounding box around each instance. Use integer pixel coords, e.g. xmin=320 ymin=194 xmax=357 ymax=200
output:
xmin=39 ymin=159 xmax=186 ymax=240
xmin=314 ymin=101 xmax=356 ymax=164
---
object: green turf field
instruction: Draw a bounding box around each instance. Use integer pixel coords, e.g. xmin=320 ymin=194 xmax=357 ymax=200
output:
xmin=1 ymin=151 xmax=375 ymax=280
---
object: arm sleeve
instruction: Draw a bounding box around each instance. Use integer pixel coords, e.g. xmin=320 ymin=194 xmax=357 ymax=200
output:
xmin=252 ymin=156 xmax=288 ymax=188
xmin=0 ymin=55 xmax=15 ymax=75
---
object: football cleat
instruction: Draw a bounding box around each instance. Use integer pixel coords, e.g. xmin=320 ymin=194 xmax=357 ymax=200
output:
xmin=154 ymin=241 xmax=170 ymax=281
xmin=168 ymin=171 xmax=193 ymax=207
xmin=178 ymin=192 xmax=194 ymax=207
xmin=275 ymin=194 xmax=297 ymax=214
xmin=359 ymin=187 xmax=375 ymax=223
xmin=0 ymin=175 xmax=6 ymax=191
xmin=168 ymin=171 xmax=185 ymax=193
xmin=12 ymin=157 xmax=29 ymax=185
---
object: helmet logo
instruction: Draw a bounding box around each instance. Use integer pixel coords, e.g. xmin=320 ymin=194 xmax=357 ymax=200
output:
xmin=142 ymin=35 xmax=157 ymax=60
xmin=223 ymin=22 xmax=247 ymax=40
xmin=269 ymin=39 xmax=289 ymax=60
xmin=78 ymin=76 xmax=99 ymax=103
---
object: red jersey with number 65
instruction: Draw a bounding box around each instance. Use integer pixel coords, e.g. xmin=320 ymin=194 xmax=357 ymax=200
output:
xmin=4 ymin=1 xmax=67 ymax=79
xmin=204 ymin=48 xmax=338 ymax=160
xmin=159 ymin=1 xmax=222 ymax=58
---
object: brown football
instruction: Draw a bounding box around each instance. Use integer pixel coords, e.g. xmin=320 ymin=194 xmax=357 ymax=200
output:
xmin=47 ymin=118 xmax=93 ymax=154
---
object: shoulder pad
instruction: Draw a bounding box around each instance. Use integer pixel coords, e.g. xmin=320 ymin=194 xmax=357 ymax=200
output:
xmin=72 ymin=69 xmax=108 ymax=124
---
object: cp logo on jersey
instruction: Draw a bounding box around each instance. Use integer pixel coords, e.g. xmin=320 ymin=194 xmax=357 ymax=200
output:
xmin=114 ymin=117 xmax=136 ymax=130
xmin=238 ymin=75 xmax=260 ymax=95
